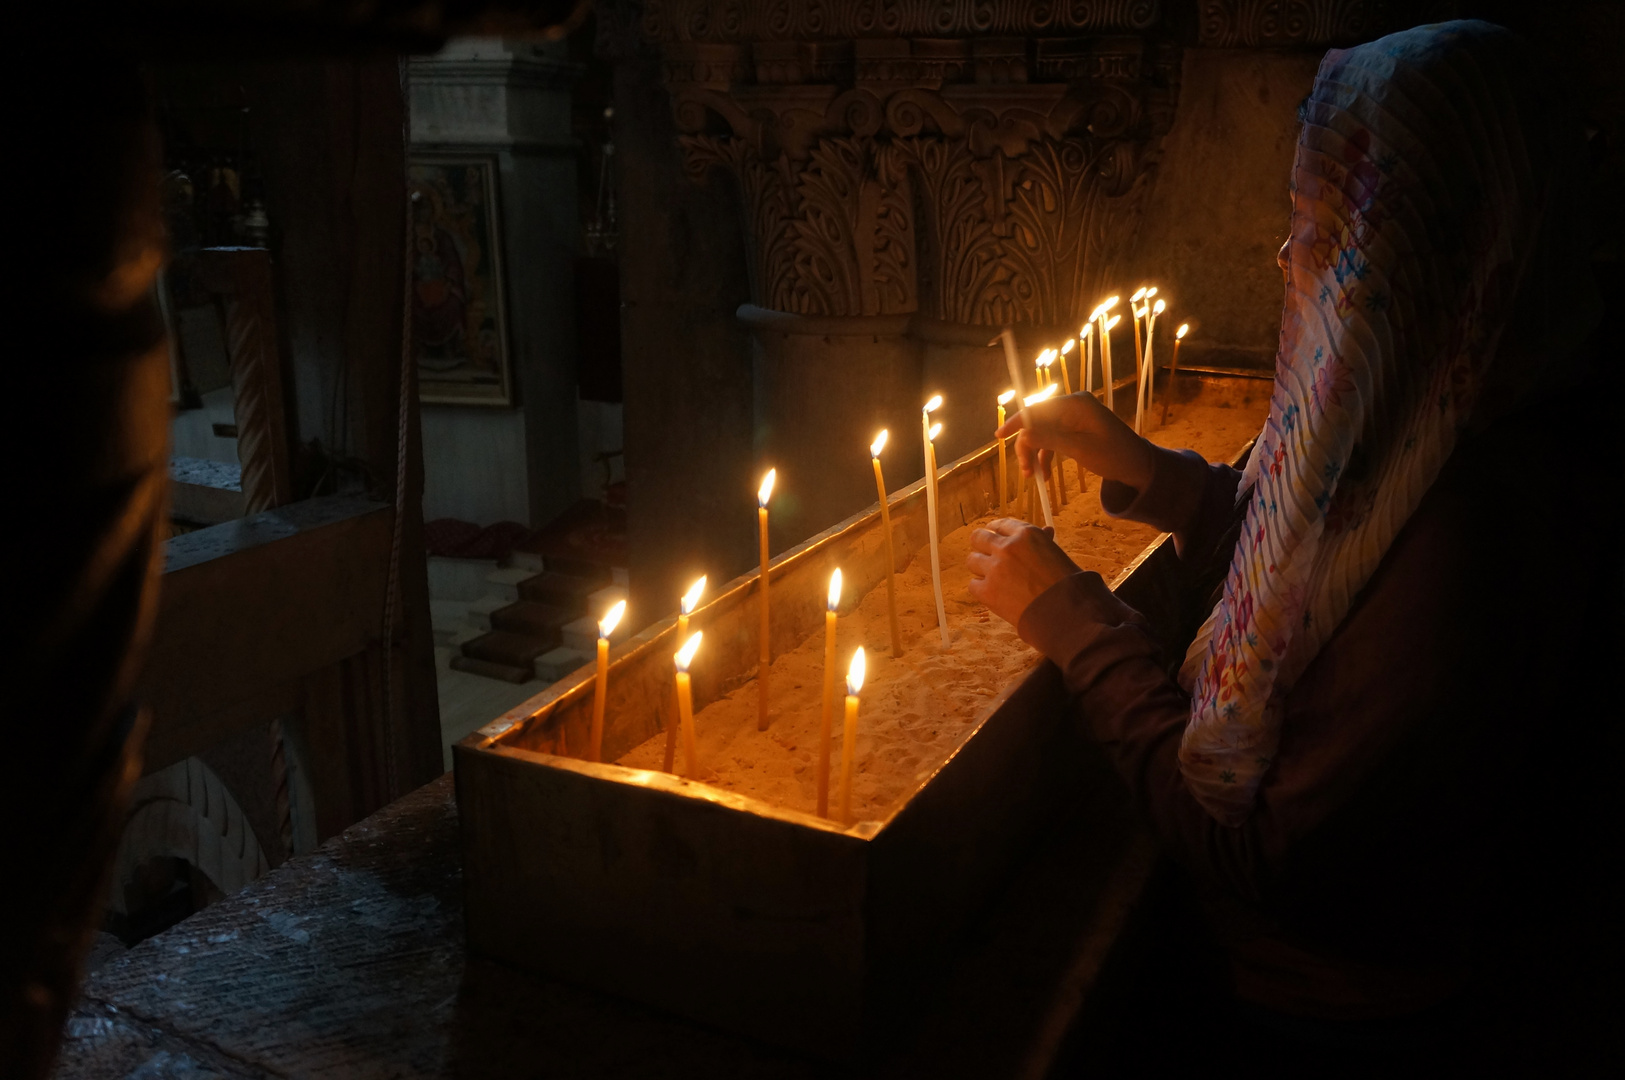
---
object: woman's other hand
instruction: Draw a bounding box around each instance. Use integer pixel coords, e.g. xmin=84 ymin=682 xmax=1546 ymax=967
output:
xmin=998 ymin=391 xmax=1155 ymax=493
xmin=967 ymin=518 xmax=1082 ymax=628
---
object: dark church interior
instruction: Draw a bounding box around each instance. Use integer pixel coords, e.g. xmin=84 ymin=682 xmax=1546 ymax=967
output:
xmin=8 ymin=1 xmax=1623 ymax=1076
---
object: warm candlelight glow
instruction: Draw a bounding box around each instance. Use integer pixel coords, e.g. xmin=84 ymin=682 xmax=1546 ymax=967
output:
xmin=1177 ymin=323 xmax=1190 ymax=339
xmin=599 ymin=599 xmax=626 ymax=640
xmin=1024 ymin=383 xmax=1059 ymax=408
xmin=927 ymin=422 xmax=942 ymax=442
xmin=1080 ymin=322 xmax=1093 ymax=339
xmin=1037 ymin=349 xmax=1055 ymax=369
xmin=1153 ymin=297 xmax=1167 ymax=316
xmin=870 ymin=429 xmax=888 ymax=458
xmin=923 ymin=394 xmax=943 ymax=414
xmin=757 ymin=468 xmax=776 ymax=507
xmin=998 ymin=389 xmax=1015 ymax=405
xmin=1130 ymin=286 xmax=1147 ymax=303
xmin=1101 ymin=295 xmax=1120 ymax=312
xmin=827 ymin=567 xmax=843 ymax=612
xmin=1145 ymin=286 xmax=1158 ymax=300
xmin=675 ymin=631 xmax=703 ymax=672
xmin=680 ymin=576 xmax=707 ymax=616
xmin=846 ymin=646 xmax=866 ymax=696
xmin=1060 ymin=338 xmax=1074 ymax=355
xmin=1106 ymin=314 xmax=1122 ymax=332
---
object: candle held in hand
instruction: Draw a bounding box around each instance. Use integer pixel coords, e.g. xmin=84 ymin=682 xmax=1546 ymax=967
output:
xmin=869 ymin=431 xmax=903 ymax=658
xmin=1023 ymin=384 xmax=1059 ymax=528
xmin=673 ymin=632 xmax=703 ymax=778
xmin=817 ymin=567 xmax=843 ymax=818
xmin=1140 ymin=297 xmax=1167 ymax=432
xmin=837 ymin=647 xmax=866 ymax=826
xmin=664 ymin=576 xmax=707 ymax=772
xmin=757 ymin=469 xmax=775 ymax=731
xmin=589 ymin=598 xmax=627 ymax=763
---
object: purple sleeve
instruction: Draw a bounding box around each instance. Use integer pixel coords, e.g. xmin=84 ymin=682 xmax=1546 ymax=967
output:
xmin=1099 ymin=445 xmax=1243 ymax=561
xmin=1016 ymin=572 xmax=1287 ymax=901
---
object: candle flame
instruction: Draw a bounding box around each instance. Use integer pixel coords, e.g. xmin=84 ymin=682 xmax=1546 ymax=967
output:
xmin=1153 ymin=298 xmax=1167 ymax=315
xmin=1130 ymin=286 xmax=1147 ymax=302
xmin=1176 ymin=323 xmax=1190 ymax=339
xmin=1080 ymin=322 xmax=1093 ymax=339
xmin=827 ymin=567 xmax=843 ymax=612
xmin=997 ymin=389 xmax=1016 ymax=405
xmin=758 ymin=468 xmax=776 ymax=507
xmin=923 ymin=394 xmax=943 ymax=414
xmin=1024 ymin=383 xmax=1059 ymax=408
xmin=1101 ymin=295 xmax=1120 ymax=312
xmin=1060 ymin=338 xmax=1074 ymax=355
xmin=846 ymin=646 xmax=866 ymax=696
xmin=1105 ymin=314 xmax=1122 ymax=331
xmin=675 ymin=631 xmax=703 ymax=672
xmin=599 ymin=598 xmax=627 ymax=640
xmin=1037 ymin=349 xmax=1055 ymax=368
xmin=870 ymin=429 xmax=888 ymax=458
xmin=681 ymin=576 xmax=707 ymax=616
xmin=1145 ymin=286 xmax=1158 ymax=300
xmin=1133 ymin=305 xmax=1147 ymax=320
xmin=927 ymin=422 xmax=942 ymax=442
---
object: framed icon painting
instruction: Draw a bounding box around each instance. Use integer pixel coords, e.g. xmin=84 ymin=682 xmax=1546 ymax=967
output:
xmin=408 ymin=155 xmax=514 ymax=405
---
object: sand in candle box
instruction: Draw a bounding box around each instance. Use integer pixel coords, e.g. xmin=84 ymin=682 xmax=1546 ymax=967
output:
xmin=616 ymin=402 xmax=1263 ymax=821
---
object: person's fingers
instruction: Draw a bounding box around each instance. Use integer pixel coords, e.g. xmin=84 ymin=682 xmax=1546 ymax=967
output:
xmin=966 ymin=551 xmax=993 ymax=578
xmin=987 ymin=517 xmax=1026 ymax=536
xmin=1040 ymin=526 xmax=1055 ymax=540
xmin=1013 ymin=430 xmax=1036 ymax=477
xmin=968 ymin=527 xmax=1000 ymax=554
xmin=993 ymin=409 xmax=1028 ymax=440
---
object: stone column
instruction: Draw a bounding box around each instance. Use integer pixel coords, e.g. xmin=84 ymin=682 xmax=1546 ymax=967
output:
xmin=410 ymin=39 xmax=581 ymax=527
xmin=647 ymin=3 xmax=1182 ymax=543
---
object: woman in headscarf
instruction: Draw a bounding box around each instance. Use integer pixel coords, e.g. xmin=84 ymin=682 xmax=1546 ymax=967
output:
xmin=969 ymin=20 xmax=1614 ymax=1063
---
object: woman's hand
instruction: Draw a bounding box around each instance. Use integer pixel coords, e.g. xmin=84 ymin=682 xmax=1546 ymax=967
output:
xmin=966 ymin=518 xmax=1083 ymax=628
xmin=998 ymin=391 xmax=1155 ymax=492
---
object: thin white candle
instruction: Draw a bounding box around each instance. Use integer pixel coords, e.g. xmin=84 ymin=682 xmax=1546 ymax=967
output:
xmin=1096 ymin=296 xmax=1120 ymax=410
xmin=1023 ymin=384 xmax=1058 ymax=528
xmin=1080 ymin=320 xmax=1095 ymax=393
xmin=1140 ymin=297 xmax=1167 ymax=432
xmin=921 ymin=403 xmax=949 ymax=648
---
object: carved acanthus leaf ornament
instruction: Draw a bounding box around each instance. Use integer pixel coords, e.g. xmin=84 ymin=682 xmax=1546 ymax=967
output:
xmin=664 ymin=22 xmax=1178 ymax=325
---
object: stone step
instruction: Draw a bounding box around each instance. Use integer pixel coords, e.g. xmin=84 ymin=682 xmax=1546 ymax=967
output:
xmin=561 ymin=615 xmax=607 ymax=655
xmin=464 ymin=594 xmax=511 ymax=632
xmin=534 ymin=646 xmax=591 ymax=685
xmin=449 ymin=653 xmax=533 ymax=684
xmin=586 ymin=584 xmax=629 ymax=618
xmin=488 ymin=601 xmax=573 ymax=645
xmin=482 ymin=566 xmax=536 ymax=605
xmin=541 ymin=553 xmax=614 ymax=584
xmin=516 ymin=571 xmax=599 ymax=613
xmin=460 ymin=629 xmax=552 ymax=669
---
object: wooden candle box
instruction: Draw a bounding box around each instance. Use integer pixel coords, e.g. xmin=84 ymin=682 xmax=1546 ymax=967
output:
xmin=453 ymin=373 xmax=1265 ymax=1059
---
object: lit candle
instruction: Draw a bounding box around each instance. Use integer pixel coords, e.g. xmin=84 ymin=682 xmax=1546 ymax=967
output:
xmin=757 ymin=468 xmax=776 ymax=731
xmin=1139 ymin=297 xmax=1168 ymax=433
xmin=837 ymin=647 xmax=866 ymax=826
xmin=1035 ymin=347 xmax=1055 ymax=392
xmin=1080 ymin=320 xmax=1095 ymax=393
xmin=1129 ymin=287 xmax=1148 ymax=381
xmin=996 ymin=390 xmax=1015 ymax=514
xmin=1057 ymin=338 xmax=1075 ymax=397
xmin=817 ymin=567 xmax=843 ymax=819
xmin=1096 ymin=296 xmax=1120 ymax=410
xmin=1055 ymin=339 xmax=1077 ymax=499
xmin=921 ymin=400 xmax=949 ymax=648
xmin=589 ymin=598 xmax=627 ymax=763
xmin=664 ymin=576 xmax=707 ymax=773
xmin=673 ymin=631 xmax=703 ymax=778
xmin=1163 ymin=323 xmax=1189 ymax=427
xmin=1024 ymin=383 xmax=1059 ymax=529
xmin=869 ymin=431 xmax=903 ymax=659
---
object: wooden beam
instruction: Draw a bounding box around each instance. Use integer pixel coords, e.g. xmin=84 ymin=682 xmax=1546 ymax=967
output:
xmin=140 ymin=495 xmax=392 ymax=773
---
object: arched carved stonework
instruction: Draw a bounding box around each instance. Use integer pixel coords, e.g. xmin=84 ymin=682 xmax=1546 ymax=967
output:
xmin=1197 ymin=0 xmax=1459 ymax=49
xmin=646 ymin=0 xmax=1164 ymax=42
xmin=666 ymin=22 xmax=1181 ymax=325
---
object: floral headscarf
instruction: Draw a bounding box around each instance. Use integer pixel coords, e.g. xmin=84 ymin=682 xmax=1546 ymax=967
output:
xmin=1176 ymin=21 xmax=1595 ymax=825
